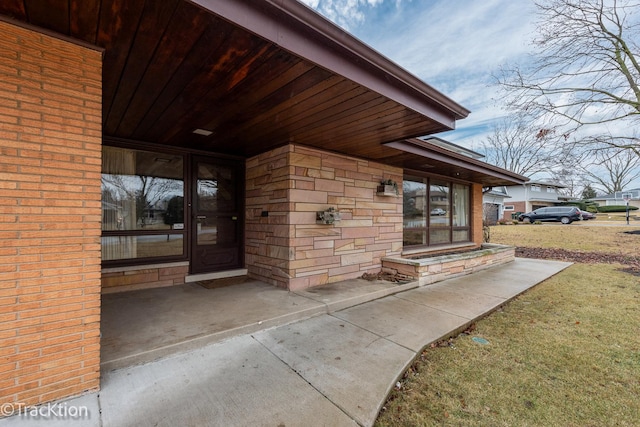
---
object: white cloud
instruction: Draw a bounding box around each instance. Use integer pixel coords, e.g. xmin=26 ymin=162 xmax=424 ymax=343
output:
xmin=300 ymin=1 xmax=534 ymax=81
xmin=301 ymin=0 xmax=536 ymax=138
xmin=299 ymin=0 xmax=401 ymax=30
xmin=365 ymin=1 xmax=535 ymax=90
xmin=300 ymin=0 xmax=640 ymax=188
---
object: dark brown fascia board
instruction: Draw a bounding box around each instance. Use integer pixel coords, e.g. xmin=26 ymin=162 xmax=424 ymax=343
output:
xmin=187 ymin=0 xmax=470 ymax=130
xmin=386 ymin=139 xmax=529 ymax=185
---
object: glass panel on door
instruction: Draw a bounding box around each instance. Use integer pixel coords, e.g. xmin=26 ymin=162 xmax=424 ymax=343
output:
xmin=191 ymin=157 xmax=243 ymax=274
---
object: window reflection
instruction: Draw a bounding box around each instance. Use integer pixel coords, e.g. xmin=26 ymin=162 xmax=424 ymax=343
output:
xmin=101 ymin=146 xmax=185 ymax=261
xmin=429 ymin=181 xmax=450 ymax=227
xmin=403 ymin=176 xmax=471 ymax=248
xmin=403 ymin=179 xmax=427 ymax=246
xmin=102 ymin=147 xmax=183 ymax=231
xmin=197 ymin=164 xmax=236 ymax=212
xmin=101 ymin=235 xmax=184 ymax=261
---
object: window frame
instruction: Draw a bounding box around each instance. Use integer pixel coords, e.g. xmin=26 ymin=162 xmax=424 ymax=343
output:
xmin=101 ymin=140 xmax=188 ymax=267
xmin=402 ymin=175 xmax=471 ymax=249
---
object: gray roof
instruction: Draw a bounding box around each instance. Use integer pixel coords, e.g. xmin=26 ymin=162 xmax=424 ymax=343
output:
xmin=594 ymin=188 xmax=640 ymax=200
xmin=523 ymin=180 xmax=567 ymax=188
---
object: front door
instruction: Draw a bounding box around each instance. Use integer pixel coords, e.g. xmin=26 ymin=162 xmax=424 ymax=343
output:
xmin=191 ymin=156 xmax=243 ymax=274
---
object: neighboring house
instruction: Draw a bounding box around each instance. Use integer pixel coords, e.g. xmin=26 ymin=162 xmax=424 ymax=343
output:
xmin=0 ymin=1 xmax=526 ymax=409
xmin=482 ymin=186 xmax=511 ymax=225
xmin=591 ymin=189 xmax=640 ymax=209
xmin=501 ymin=181 xmax=571 ymax=220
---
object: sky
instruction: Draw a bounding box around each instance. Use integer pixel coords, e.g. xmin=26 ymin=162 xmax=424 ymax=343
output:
xmin=298 ymin=0 xmax=640 ymax=192
xmin=298 ymin=0 xmax=539 ymax=151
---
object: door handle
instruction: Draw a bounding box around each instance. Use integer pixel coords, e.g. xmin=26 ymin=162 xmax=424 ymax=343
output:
xmin=196 ymin=215 xmax=207 ymax=219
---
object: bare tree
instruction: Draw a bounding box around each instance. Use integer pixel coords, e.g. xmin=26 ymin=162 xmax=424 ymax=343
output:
xmin=551 ymin=166 xmax=590 ymax=198
xmin=102 ymin=175 xmax=181 ymax=228
xmin=500 ymin=0 xmax=640 ymax=155
xmin=480 ymin=116 xmax=570 ymax=176
xmin=581 ymin=148 xmax=640 ymax=192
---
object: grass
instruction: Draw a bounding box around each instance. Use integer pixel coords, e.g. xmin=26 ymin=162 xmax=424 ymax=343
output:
xmin=375 ymin=226 xmax=640 ymax=427
xmin=489 ymin=223 xmax=637 ymax=255
xmin=596 ymin=212 xmax=639 ymax=222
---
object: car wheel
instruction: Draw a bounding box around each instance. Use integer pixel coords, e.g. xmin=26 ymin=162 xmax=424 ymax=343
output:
xmin=522 ymin=217 xmax=531 ymax=223
xmin=560 ymin=216 xmax=571 ymax=224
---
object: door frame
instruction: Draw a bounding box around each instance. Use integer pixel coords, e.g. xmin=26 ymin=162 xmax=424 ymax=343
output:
xmin=188 ymin=154 xmax=245 ymax=274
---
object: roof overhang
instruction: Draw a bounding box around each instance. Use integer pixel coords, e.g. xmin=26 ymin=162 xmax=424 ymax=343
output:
xmin=190 ymin=0 xmax=470 ymax=125
xmin=2 ymin=1 xmax=523 ymax=188
xmin=0 ymin=0 xmax=469 ymax=161
xmin=384 ymin=139 xmax=529 ymax=187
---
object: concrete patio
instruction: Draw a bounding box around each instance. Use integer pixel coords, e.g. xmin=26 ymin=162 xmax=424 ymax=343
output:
xmin=100 ymin=274 xmax=421 ymax=371
xmin=2 ymin=258 xmax=572 ymax=427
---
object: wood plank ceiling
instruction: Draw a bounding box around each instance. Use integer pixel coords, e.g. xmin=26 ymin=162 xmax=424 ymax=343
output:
xmin=0 ymin=0 xmax=528 ymax=186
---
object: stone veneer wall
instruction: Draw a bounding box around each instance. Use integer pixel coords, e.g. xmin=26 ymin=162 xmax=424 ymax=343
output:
xmin=101 ymin=263 xmax=189 ymax=294
xmin=0 ymin=21 xmax=103 ymax=408
xmin=382 ymin=244 xmax=515 ymax=286
xmin=245 ymin=144 xmax=403 ymax=290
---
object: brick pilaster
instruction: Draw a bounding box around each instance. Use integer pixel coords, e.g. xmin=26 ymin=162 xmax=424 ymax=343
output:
xmin=0 ymin=20 xmax=103 ymax=408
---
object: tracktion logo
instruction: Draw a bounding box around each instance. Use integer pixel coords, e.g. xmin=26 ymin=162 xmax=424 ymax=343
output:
xmin=1 ymin=402 xmax=90 ymax=420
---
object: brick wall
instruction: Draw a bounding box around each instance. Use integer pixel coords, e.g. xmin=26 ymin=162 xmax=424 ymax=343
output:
xmin=502 ymin=201 xmax=526 ymax=221
xmin=0 ymin=21 xmax=103 ymax=408
xmin=472 ymin=183 xmax=484 ymax=245
xmin=246 ymin=144 xmax=403 ymax=290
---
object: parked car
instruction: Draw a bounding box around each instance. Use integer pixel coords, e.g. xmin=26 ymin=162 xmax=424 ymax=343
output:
xmin=579 ymin=209 xmax=596 ymax=220
xmin=517 ymin=206 xmax=582 ymax=224
xmin=430 ymin=208 xmax=446 ymax=216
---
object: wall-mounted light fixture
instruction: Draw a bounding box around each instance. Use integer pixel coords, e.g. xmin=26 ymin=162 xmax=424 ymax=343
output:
xmin=316 ymin=207 xmax=341 ymax=225
xmin=377 ymin=179 xmax=399 ymax=196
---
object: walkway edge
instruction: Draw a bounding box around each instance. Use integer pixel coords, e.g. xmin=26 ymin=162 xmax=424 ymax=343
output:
xmin=0 ymin=258 xmax=573 ymax=427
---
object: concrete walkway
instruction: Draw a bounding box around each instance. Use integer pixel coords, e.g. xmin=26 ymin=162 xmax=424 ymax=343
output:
xmin=2 ymin=258 xmax=571 ymax=427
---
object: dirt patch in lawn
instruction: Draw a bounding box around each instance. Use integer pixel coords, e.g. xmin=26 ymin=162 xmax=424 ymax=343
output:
xmin=516 ymin=247 xmax=640 ymax=276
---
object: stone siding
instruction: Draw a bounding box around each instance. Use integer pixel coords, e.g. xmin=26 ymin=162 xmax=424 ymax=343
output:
xmin=382 ymin=244 xmax=515 ymax=286
xmin=246 ymin=145 xmax=403 ymax=290
xmin=101 ymin=264 xmax=189 ymax=294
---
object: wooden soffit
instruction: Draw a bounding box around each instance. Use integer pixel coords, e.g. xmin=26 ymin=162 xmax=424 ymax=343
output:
xmin=0 ymin=0 xmax=470 ymax=163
